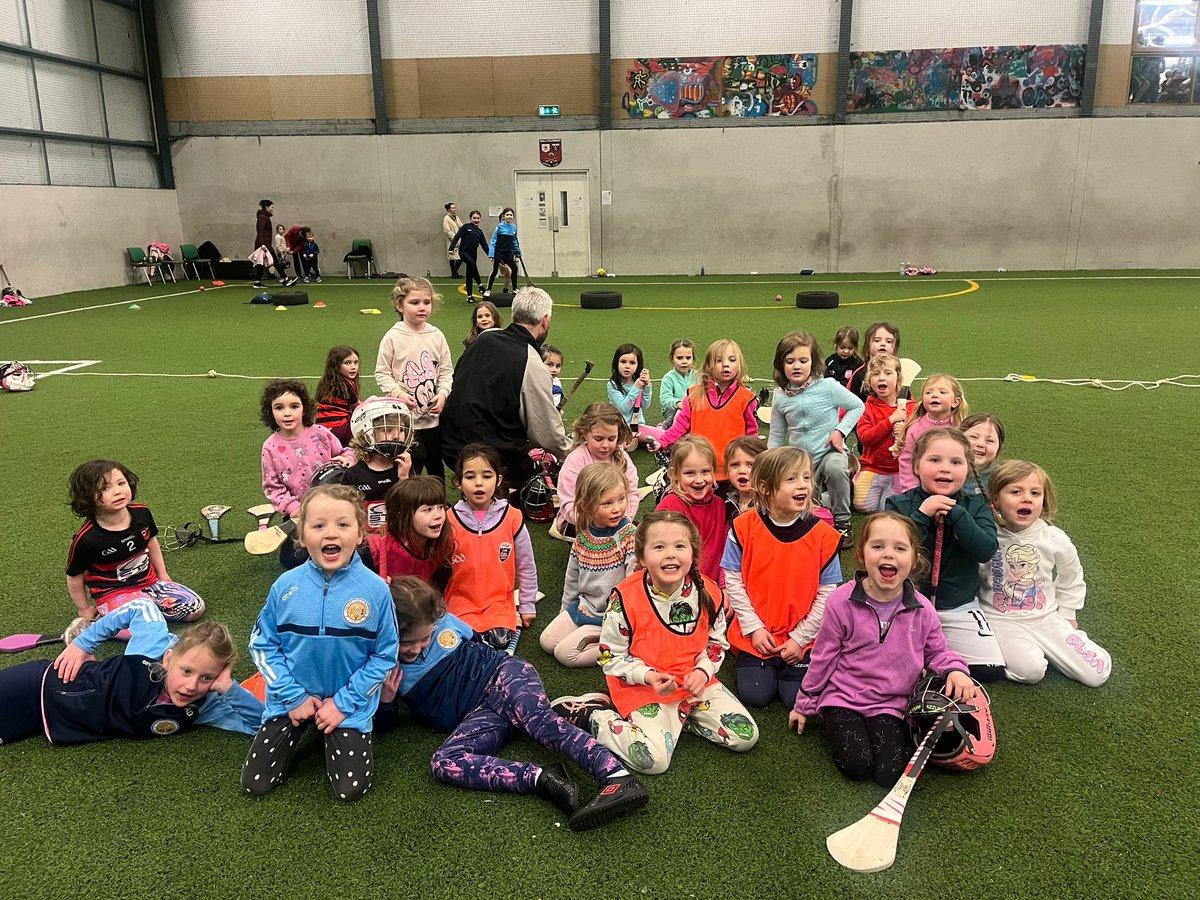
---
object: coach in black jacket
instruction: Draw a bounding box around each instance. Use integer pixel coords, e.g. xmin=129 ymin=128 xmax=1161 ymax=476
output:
xmin=440 ymin=287 xmax=571 ymax=484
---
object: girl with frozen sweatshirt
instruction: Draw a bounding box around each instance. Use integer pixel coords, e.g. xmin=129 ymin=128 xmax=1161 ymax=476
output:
xmin=375 ymin=276 xmax=454 ymax=480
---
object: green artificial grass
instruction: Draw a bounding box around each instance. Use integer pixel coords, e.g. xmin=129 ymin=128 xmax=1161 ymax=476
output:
xmin=1 ymin=271 xmax=1198 ymax=898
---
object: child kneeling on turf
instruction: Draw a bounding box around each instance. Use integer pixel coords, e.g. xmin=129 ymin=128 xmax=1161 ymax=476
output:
xmin=980 ymin=461 xmax=1111 ymax=686
xmin=553 ymin=511 xmax=759 ymax=776
xmin=376 ymin=577 xmax=648 ymax=831
xmin=242 ymin=484 xmax=398 ymax=802
xmin=790 ymin=512 xmax=973 ymax=787
xmin=65 ymin=459 xmax=204 ymax=634
xmin=0 ymin=600 xmax=262 ymax=746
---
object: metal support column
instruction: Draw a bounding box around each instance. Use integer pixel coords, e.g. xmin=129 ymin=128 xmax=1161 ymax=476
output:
xmin=365 ymin=0 xmax=390 ymax=134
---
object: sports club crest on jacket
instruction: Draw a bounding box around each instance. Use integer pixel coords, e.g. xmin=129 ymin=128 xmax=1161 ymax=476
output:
xmin=539 ymin=139 xmax=562 ymax=167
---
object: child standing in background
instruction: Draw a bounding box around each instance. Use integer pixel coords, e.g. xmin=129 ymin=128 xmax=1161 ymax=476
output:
xmin=655 ymin=436 xmax=727 ymax=584
xmin=65 ymin=459 xmax=205 ymax=629
xmin=767 ymin=332 xmax=864 ymax=545
xmin=981 ymin=461 xmax=1111 ymax=686
xmin=962 ymin=414 xmax=1006 ymax=496
xmin=886 ymin=428 xmax=1004 ymax=682
xmin=243 ymin=484 xmax=398 ymax=802
xmin=607 ymin=343 xmax=664 ymax=447
xmin=300 ymin=228 xmax=321 ymax=282
xmin=853 ymin=353 xmax=915 ymax=512
xmin=892 ymin=374 xmax=969 ymax=494
xmin=540 ymin=462 xmax=638 ymax=667
xmin=791 ymin=512 xmax=974 ymax=787
xmin=449 ymin=210 xmax=490 ymax=300
xmin=721 ymin=447 xmax=843 ymax=709
xmin=375 ymin=277 xmax=454 ymax=480
xmin=315 ymin=345 xmax=361 ymax=444
xmin=272 ymin=224 xmax=289 ymax=274
xmin=366 ymin=476 xmax=454 ymax=587
xmin=379 ymin=577 xmax=649 ymax=831
xmin=722 ymin=436 xmax=767 ymax=520
xmin=847 ymin=322 xmax=901 ymax=399
xmin=553 ymin=512 xmax=759 ymax=776
xmin=554 ymin=403 xmax=638 ymax=539
xmin=652 ymin=339 xmax=759 ymax=481
xmin=659 ymin=339 xmax=697 ymax=427
xmin=541 ymin=345 xmax=565 ymax=410
xmin=484 ymin=207 xmax=521 ymax=298
xmin=824 ymin=326 xmax=862 ymax=390
xmin=444 ymin=444 xmax=538 ymax=653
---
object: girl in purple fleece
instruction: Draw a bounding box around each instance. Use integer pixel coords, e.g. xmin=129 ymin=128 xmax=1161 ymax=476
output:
xmin=789 ymin=512 xmax=975 ymax=787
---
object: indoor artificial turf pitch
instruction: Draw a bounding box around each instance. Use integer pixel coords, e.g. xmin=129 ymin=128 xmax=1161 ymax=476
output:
xmin=1 ymin=271 xmax=1197 ymax=899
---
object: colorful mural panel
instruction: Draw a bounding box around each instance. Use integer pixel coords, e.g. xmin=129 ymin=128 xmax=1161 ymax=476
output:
xmin=623 ymin=54 xmax=818 ymax=119
xmin=848 ymin=45 xmax=1086 ymax=113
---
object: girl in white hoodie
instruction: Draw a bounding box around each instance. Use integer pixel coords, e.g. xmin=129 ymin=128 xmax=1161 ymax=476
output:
xmin=375 ymin=276 xmax=454 ymax=480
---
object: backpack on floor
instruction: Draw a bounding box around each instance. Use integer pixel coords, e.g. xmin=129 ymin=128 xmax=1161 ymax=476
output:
xmin=0 ymin=361 xmax=36 ymax=392
xmin=1 ymin=287 xmax=31 ymax=307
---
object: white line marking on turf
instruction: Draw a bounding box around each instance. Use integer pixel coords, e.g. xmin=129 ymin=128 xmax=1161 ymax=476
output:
xmin=25 ymin=360 xmax=101 ymax=377
xmin=335 ymin=274 xmax=1200 ymax=287
xmin=0 ymin=287 xmax=214 ymax=325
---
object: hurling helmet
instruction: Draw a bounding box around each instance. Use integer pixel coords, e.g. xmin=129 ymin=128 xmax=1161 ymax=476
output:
xmin=518 ymin=473 xmax=556 ymax=523
xmin=907 ymin=674 xmax=996 ymax=771
xmin=350 ymin=397 xmax=414 ymax=461
xmin=310 ymin=461 xmax=355 ymax=487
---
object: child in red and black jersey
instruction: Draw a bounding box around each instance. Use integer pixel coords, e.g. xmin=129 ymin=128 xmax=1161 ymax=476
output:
xmin=65 ymin=460 xmax=204 ymax=630
xmin=314 ymin=345 xmax=361 ymax=445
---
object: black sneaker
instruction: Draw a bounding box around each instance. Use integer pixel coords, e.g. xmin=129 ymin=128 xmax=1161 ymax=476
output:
xmin=252 ymin=281 xmax=265 ymax=289
xmin=283 ymin=276 xmax=299 ymax=287
xmin=535 ymin=762 xmax=580 ymax=814
xmin=550 ymin=692 xmax=613 ymax=731
xmin=568 ymin=775 xmax=649 ymax=831
xmin=836 ymin=520 xmax=853 ymax=549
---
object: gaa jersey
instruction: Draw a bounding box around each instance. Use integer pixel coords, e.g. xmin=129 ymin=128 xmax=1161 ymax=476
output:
xmin=65 ymin=505 xmax=159 ymax=601
xmin=342 ymin=460 xmax=402 ymax=534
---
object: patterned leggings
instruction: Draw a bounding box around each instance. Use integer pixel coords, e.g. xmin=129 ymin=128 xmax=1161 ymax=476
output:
xmin=241 ymin=717 xmax=374 ymax=802
xmin=97 ymin=581 xmax=205 ymax=622
xmin=591 ymin=681 xmax=759 ymax=776
xmin=431 ymin=656 xmax=622 ymax=793
xmin=822 ymin=706 xmax=911 ymax=788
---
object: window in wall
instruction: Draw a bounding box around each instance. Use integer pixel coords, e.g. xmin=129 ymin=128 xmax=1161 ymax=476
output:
xmin=0 ymin=0 xmax=162 ymax=187
xmin=1130 ymin=1 xmax=1200 ymax=103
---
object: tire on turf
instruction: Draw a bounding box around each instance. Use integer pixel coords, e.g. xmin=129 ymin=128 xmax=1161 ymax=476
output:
xmin=490 ymin=292 xmax=515 ymax=308
xmin=273 ymin=291 xmax=310 ymax=306
xmin=581 ymin=291 xmax=623 ymax=310
xmin=795 ymin=290 xmax=838 ymax=309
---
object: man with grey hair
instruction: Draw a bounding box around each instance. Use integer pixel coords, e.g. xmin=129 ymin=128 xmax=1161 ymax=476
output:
xmin=440 ymin=287 xmax=571 ymax=485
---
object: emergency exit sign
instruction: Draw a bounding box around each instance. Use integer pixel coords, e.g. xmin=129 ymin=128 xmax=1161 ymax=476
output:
xmin=538 ymin=105 xmax=561 ymax=117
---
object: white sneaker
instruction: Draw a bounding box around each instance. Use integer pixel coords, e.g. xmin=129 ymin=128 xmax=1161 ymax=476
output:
xmin=302 ymin=276 xmax=309 ymax=283
xmin=315 ymin=276 xmax=322 ymax=283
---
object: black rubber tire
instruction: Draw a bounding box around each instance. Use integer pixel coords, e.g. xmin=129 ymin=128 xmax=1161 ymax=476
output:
xmin=273 ymin=291 xmax=310 ymax=306
xmin=489 ymin=292 xmax=514 ymax=308
xmin=795 ymin=290 xmax=839 ymax=309
xmin=581 ymin=290 xmax=623 ymax=310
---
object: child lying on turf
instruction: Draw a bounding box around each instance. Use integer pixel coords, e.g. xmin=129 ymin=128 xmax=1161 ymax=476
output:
xmin=376 ymin=576 xmax=648 ymax=831
xmin=0 ymin=600 xmax=261 ymax=745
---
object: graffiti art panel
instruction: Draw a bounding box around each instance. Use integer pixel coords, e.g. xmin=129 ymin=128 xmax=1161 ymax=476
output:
xmin=623 ymin=54 xmax=818 ymax=119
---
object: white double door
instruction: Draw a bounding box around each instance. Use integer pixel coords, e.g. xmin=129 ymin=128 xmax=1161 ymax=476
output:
xmin=514 ymin=171 xmax=590 ymax=277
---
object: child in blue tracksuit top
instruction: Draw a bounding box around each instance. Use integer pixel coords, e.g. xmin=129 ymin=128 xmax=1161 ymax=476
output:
xmin=0 ymin=598 xmax=262 ymax=746
xmin=374 ymin=577 xmax=650 ymax=831
xmin=484 ymin=207 xmax=521 ymax=298
xmin=242 ymin=484 xmax=398 ymax=802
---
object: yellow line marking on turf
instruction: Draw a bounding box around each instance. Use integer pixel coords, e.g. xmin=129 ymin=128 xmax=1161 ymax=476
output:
xmin=556 ymin=279 xmax=981 ymax=311
xmin=842 ymin=280 xmax=979 ymax=307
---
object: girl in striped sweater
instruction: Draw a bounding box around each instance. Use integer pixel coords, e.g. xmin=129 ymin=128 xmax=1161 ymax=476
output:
xmin=540 ymin=463 xmax=638 ymax=667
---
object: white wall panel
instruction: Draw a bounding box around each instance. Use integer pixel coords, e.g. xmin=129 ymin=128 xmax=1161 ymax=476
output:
xmin=36 ymin=60 xmax=106 ymax=136
xmin=611 ymin=0 xmax=840 ymax=57
xmin=95 ymin=1 xmax=144 ymax=73
xmin=378 ymin=0 xmax=596 ymax=58
xmin=111 ymin=146 xmax=159 ymax=188
xmin=851 ymin=0 xmax=1091 ymax=50
xmin=45 ymin=139 xmax=110 ymax=186
xmin=1101 ymin=0 xmax=1137 ymax=44
xmin=103 ymin=74 xmax=153 ymax=142
xmin=157 ymin=0 xmax=371 ymax=76
xmin=0 ymin=0 xmax=28 ymax=44
xmin=0 ymin=135 xmax=47 ymax=183
xmin=0 ymin=52 xmax=39 ymax=129
xmin=28 ymin=0 xmax=95 ymax=61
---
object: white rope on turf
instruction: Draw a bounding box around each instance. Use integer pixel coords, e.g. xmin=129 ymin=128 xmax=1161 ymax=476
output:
xmin=47 ymin=371 xmax=1200 ymax=391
